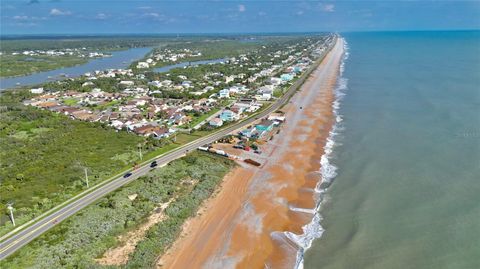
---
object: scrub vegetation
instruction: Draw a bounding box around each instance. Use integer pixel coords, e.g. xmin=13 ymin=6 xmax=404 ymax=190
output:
xmin=0 ymin=90 xmax=155 ymax=235
xmin=0 ymin=151 xmax=234 ymax=269
xmin=0 ymin=54 xmax=87 ymax=78
xmin=0 ymin=37 xmax=171 ymax=78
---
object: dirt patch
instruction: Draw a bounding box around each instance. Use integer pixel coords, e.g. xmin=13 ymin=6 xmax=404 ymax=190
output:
xmin=96 ymin=198 xmax=175 ymax=266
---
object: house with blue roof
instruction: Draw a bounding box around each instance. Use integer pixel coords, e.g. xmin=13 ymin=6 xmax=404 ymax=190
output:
xmin=255 ymin=119 xmax=275 ymax=132
xmin=219 ymin=109 xmax=238 ymax=122
xmin=281 ymin=73 xmax=294 ymax=81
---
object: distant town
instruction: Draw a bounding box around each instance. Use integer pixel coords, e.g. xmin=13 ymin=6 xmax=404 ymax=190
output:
xmin=23 ymin=37 xmax=327 ymax=140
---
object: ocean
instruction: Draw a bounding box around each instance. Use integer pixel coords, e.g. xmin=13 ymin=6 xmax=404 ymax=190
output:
xmin=304 ymin=31 xmax=480 ymax=269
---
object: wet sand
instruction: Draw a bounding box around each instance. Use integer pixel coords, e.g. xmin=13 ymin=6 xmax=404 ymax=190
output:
xmin=159 ymin=38 xmax=345 ymax=269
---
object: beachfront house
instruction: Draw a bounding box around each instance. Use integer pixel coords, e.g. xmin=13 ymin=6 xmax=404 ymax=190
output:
xmin=246 ymin=119 xmax=276 ymax=138
xmin=255 ymin=119 xmax=275 ymax=133
xmin=239 ymin=127 xmax=260 ymax=139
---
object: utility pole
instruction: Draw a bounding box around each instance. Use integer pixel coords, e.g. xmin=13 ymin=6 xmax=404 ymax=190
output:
xmin=7 ymin=203 xmax=15 ymax=227
xmin=84 ymin=167 xmax=89 ymax=188
xmin=138 ymin=143 xmax=143 ymax=161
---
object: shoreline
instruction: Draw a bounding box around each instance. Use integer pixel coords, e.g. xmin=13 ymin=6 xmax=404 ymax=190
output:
xmin=158 ymin=38 xmax=345 ymax=269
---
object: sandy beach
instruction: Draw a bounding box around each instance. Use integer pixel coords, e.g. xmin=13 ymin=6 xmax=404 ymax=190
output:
xmin=158 ymin=38 xmax=345 ymax=269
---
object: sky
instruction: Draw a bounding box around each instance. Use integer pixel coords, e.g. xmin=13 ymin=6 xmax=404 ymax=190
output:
xmin=1 ymin=0 xmax=479 ymax=35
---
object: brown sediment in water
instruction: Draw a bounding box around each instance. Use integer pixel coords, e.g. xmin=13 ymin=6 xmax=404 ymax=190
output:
xmin=158 ymin=38 xmax=345 ymax=269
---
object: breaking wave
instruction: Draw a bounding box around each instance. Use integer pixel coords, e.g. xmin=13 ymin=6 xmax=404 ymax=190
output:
xmin=286 ymin=38 xmax=350 ymax=269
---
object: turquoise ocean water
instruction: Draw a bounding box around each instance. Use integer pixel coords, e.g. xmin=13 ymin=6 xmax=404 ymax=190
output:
xmin=304 ymin=31 xmax=480 ymax=269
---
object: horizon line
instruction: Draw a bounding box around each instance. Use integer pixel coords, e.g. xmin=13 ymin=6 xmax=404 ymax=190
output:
xmin=1 ymin=29 xmax=479 ymax=39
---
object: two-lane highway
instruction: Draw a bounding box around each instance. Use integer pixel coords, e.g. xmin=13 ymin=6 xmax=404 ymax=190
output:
xmin=0 ymin=35 xmax=337 ymax=260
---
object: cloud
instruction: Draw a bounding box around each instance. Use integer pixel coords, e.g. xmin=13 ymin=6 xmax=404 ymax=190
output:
xmin=141 ymin=12 xmax=172 ymax=22
xmin=144 ymin=12 xmax=160 ymax=18
xmin=50 ymin=8 xmax=71 ymax=16
xmin=258 ymin=11 xmax=266 ymax=16
xmin=296 ymin=10 xmax=304 ymax=16
xmin=95 ymin=13 xmax=108 ymax=20
xmin=137 ymin=6 xmax=151 ymax=10
xmin=13 ymin=15 xmax=46 ymax=21
xmin=321 ymin=4 xmax=335 ymax=13
xmin=13 ymin=15 xmax=29 ymax=20
xmin=9 ymin=13 xmax=46 ymax=27
xmin=238 ymin=4 xmax=246 ymax=12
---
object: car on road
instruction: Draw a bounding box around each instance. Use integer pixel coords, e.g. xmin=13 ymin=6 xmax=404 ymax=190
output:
xmin=150 ymin=161 xmax=158 ymax=168
xmin=123 ymin=172 xmax=132 ymax=178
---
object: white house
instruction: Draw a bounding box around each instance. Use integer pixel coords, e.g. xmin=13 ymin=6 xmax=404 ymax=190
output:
xmin=255 ymin=93 xmax=272 ymax=101
xmin=269 ymin=77 xmax=283 ymax=85
xmin=209 ymin=118 xmax=223 ymax=127
xmin=82 ymin=81 xmax=94 ymax=87
xmin=136 ymin=62 xmax=149 ymax=68
xmin=204 ymin=86 xmax=214 ymax=92
xmin=219 ymin=89 xmax=230 ymax=98
xmin=110 ymin=120 xmax=124 ymax=130
xmin=30 ymin=87 xmax=44 ymax=94
xmin=161 ymin=80 xmax=173 ymax=87
xmin=148 ymin=81 xmax=162 ymax=87
xmin=120 ymin=81 xmax=134 ymax=86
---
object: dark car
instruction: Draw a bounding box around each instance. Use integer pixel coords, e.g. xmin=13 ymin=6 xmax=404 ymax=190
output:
xmin=150 ymin=161 xmax=158 ymax=168
xmin=123 ymin=172 xmax=132 ymax=178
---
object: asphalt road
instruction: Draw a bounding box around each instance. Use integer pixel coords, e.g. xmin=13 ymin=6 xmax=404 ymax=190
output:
xmin=0 ymin=35 xmax=337 ymax=260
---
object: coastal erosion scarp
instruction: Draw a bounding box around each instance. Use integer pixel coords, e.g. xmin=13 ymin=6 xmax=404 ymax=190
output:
xmin=158 ymin=38 xmax=345 ymax=269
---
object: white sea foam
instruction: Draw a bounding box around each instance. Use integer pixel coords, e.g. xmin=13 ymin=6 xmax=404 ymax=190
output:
xmin=288 ymin=38 xmax=350 ymax=269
